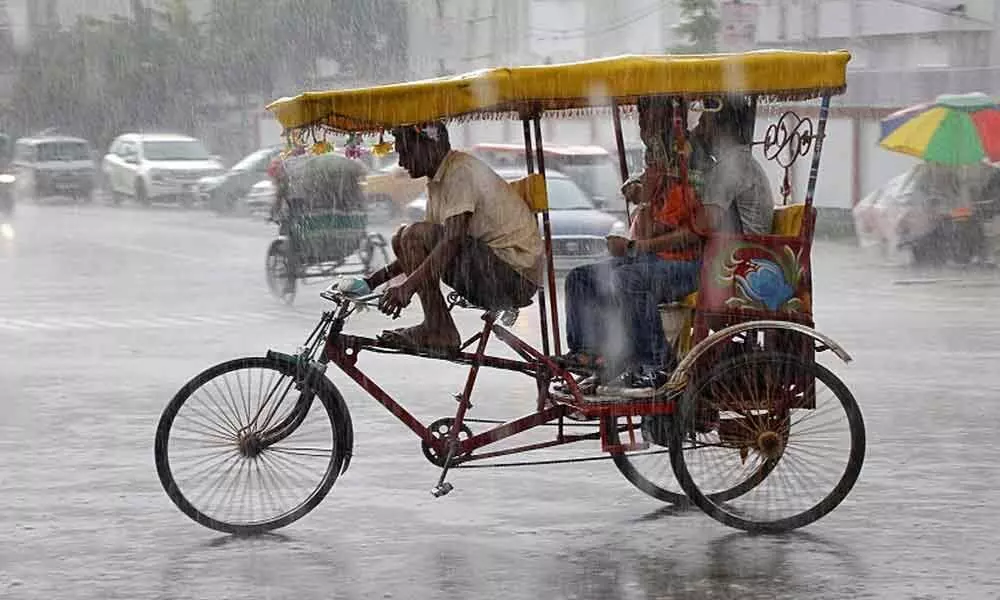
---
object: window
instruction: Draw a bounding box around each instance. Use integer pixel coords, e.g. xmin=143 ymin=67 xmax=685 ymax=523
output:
xmin=37 ymin=142 xmax=91 ymax=162
xmin=545 ymin=177 xmax=594 ymax=210
xmin=120 ymin=143 xmax=138 ymax=161
xmin=142 ymin=140 xmax=211 ymax=161
xmin=231 ymin=148 xmax=278 ymax=172
xmin=14 ymin=143 xmax=34 ymax=162
xmin=553 ymin=155 xmax=621 ymax=204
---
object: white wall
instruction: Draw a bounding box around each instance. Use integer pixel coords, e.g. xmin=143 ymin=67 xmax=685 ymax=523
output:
xmin=756 ymin=0 xmax=990 ymax=43
xmin=859 ymin=119 xmax=920 ymax=199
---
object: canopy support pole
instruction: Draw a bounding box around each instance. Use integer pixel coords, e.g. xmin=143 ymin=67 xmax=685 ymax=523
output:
xmin=533 ymin=116 xmax=562 ymax=357
xmin=522 ymin=118 xmax=550 ymax=357
xmin=611 ymin=99 xmax=631 ymax=223
xmin=803 ymin=94 xmax=831 ymax=208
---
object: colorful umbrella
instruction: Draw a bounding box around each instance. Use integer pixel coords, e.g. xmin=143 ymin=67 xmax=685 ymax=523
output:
xmin=879 ymin=92 xmax=1000 ymax=165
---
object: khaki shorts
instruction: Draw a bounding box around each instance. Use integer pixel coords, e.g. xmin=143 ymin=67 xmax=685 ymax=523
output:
xmin=423 ymin=225 xmax=538 ymax=310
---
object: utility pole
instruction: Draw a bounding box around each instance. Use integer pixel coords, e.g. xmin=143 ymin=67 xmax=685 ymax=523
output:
xmin=435 ymin=0 xmax=447 ymax=77
xmin=488 ymin=0 xmax=511 ymax=143
xmin=848 ymin=0 xmax=862 ymax=208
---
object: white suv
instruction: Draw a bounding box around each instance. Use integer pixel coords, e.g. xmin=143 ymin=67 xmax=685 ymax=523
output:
xmin=102 ymin=133 xmax=225 ymax=205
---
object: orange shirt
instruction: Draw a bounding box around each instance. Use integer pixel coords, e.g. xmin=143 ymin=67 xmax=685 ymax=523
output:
xmin=629 ymin=169 xmax=700 ymax=262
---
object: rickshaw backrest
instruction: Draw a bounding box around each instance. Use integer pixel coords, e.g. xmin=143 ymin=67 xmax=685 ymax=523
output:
xmin=692 ymin=201 xmax=817 ymax=343
xmin=771 ymin=203 xmax=811 ymax=237
xmin=508 ymin=174 xmax=549 ymax=213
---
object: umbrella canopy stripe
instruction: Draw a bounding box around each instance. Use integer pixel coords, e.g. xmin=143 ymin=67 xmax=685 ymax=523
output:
xmin=878 ymin=92 xmax=1000 ymax=165
xmin=879 ymin=103 xmax=931 ymax=139
xmin=922 ymin=110 xmax=985 ymax=165
xmin=879 ymin=106 xmax=951 ymax=159
xmin=970 ymin=109 xmax=1000 ymax=160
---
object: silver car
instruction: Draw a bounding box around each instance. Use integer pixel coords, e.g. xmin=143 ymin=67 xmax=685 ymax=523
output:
xmin=406 ymin=168 xmax=626 ymax=272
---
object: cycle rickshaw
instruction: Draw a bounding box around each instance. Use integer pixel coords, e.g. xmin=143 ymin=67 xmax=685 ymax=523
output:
xmin=265 ymin=150 xmax=390 ymax=304
xmin=156 ymin=49 xmax=866 ymax=535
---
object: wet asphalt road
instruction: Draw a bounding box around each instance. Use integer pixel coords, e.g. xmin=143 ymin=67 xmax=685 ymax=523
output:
xmin=2 ymin=199 xmax=999 ymax=599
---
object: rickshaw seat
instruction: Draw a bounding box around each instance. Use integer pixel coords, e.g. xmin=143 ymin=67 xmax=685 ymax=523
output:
xmin=772 ymin=203 xmax=807 ymax=237
xmin=509 ymin=174 xmax=549 ymax=213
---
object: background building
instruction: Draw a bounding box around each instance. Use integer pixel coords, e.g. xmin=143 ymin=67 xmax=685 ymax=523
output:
xmin=404 ymin=0 xmax=1000 ymax=212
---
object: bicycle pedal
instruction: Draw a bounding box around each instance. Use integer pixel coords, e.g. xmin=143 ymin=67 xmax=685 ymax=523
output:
xmin=430 ymin=482 xmax=454 ymax=498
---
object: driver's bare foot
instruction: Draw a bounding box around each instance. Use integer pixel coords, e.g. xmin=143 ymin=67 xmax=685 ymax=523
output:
xmin=380 ymin=322 xmax=461 ymax=352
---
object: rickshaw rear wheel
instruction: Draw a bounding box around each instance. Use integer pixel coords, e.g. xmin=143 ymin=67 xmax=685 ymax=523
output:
xmin=266 ymin=240 xmax=297 ymax=304
xmin=669 ymin=351 xmax=865 ymax=533
xmin=607 ymin=412 xmax=779 ymax=506
xmin=154 ymin=356 xmax=352 ymax=535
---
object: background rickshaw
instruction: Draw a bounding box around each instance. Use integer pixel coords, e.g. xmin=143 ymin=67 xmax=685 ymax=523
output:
xmin=155 ymin=50 xmax=866 ymax=535
xmin=265 ymin=150 xmax=390 ymax=304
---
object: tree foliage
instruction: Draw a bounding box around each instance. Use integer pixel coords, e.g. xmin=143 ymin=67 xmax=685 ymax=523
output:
xmin=672 ymin=0 xmax=720 ymax=54
xmin=6 ymin=0 xmax=408 ymax=149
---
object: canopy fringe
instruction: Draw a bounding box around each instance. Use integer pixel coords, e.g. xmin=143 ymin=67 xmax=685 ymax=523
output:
xmin=281 ymin=85 xmax=846 ymax=137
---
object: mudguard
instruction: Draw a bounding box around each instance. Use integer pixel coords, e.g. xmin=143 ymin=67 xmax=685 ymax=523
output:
xmin=267 ymin=350 xmax=354 ymax=475
xmin=666 ymin=320 xmax=852 ymax=391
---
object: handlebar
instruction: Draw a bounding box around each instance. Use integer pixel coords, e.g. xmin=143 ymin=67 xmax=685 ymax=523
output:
xmin=319 ymin=285 xmax=382 ymax=307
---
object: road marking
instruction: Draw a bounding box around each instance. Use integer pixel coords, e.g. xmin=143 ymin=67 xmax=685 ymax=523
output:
xmin=0 ymin=310 xmax=291 ymax=333
xmin=84 ymin=240 xmax=215 ymax=265
xmin=0 ymin=318 xmax=58 ymax=330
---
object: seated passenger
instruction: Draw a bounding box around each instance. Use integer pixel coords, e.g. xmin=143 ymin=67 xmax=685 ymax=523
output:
xmin=609 ymin=96 xmax=775 ymax=395
xmin=560 ymin=97 xmax=700 ymax=379
xmin=340 ymin=122 xmax=542 ymax=353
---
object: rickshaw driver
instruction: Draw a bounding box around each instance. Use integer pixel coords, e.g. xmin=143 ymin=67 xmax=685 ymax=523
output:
xmin=339 ymin=122 xmax=543 ymax=353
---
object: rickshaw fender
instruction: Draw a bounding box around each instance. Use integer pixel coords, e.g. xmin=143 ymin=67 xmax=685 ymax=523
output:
xmin=266 ymin=350 xmax=354 ymax=475
xmin=666 ymin=320 xmax=852 ymax=390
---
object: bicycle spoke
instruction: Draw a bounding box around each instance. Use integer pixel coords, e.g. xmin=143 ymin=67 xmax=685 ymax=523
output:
xmin=162 ymin=360 xmax=340 ymax=530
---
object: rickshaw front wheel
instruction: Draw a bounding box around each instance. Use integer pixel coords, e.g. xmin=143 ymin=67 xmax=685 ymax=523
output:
xmin=669 ymin=351 xmax=866 ymax=533
xmin=154 ymin=355 xmax=352 ymax=535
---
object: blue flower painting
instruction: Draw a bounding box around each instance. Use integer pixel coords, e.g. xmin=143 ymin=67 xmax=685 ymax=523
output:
xmin=734 ymin=259 xmax=795 ymax=311
xmin=719 ymin=244 xmax=806 ymax=313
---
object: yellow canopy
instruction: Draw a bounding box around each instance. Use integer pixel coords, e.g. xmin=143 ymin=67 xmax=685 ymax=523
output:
xmin=267 ymin=50 xmax=850 ymax=132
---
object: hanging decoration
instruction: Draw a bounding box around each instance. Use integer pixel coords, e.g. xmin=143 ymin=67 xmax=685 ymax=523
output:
xmin=371 ymin=131 xmax=393 ymax=157
xmin=343 ymin=133 xmax=365 ymax=160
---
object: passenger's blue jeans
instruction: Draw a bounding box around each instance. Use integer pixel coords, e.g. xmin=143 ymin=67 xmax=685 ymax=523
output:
xmin=564 ymin=257 xmax=627 ymax=363
xmin=614 ymin=254 xmax=701 ymax=370
xmin=564 ymin=254 xmax=700 ymax=370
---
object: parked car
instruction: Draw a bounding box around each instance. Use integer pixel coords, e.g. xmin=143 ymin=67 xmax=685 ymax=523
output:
xmin=468 ymin=143 xmax=626 ymax=216
xmin=102 ymin=133 xmax=224 ymax=206
xmin=406 ymin=168 xmax=626 ymax=271
xmin=199 ymin=145 xmax=282 ymax=213
xmin=241 ymin=179 xmax=277 ymax=216
xmin=610 ymin=141 xmax=646 ymax=180
xmin=10 ymin=135 xmax=97 ymax=203
xmin=361 ymin=162 xmax=426 ymax=217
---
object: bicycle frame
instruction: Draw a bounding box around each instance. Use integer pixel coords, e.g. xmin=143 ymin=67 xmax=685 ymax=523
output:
xmin=310 ymin=296 xmax=679 ymax=464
